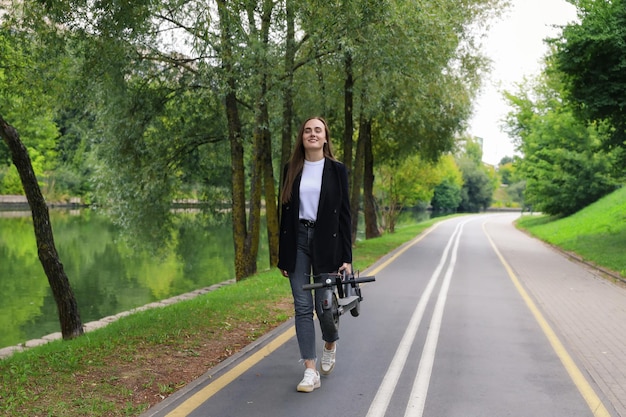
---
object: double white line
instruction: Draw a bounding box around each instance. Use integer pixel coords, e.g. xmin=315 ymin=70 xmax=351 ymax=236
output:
xmin=366 ymin=220 xmax=468 ymax=417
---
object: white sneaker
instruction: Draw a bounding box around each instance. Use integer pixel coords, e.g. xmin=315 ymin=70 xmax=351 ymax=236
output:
xmin=320 ymin=344 xmax=336 ymax=375
xmin=297 ymin=368 xmax=321 ymax=392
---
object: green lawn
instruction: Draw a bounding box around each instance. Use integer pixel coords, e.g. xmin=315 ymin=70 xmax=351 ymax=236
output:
xmin=517 ymin=186 xmax=626 ymax=277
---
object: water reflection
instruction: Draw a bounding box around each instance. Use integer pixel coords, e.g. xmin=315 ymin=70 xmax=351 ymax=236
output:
xmin=0 ymin=208 xmax=269 ymax=349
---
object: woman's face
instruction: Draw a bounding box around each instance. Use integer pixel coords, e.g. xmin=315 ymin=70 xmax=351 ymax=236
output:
xmin=302 ymin=118 xmax=327 ymax=153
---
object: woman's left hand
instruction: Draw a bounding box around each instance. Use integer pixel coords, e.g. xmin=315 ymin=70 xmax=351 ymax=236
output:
xmin=338 ymin=263 xmax=352 ymax=275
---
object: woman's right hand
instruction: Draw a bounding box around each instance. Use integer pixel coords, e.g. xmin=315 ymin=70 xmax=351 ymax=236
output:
xmin=281 ymin=269 xmax=289 ymax=278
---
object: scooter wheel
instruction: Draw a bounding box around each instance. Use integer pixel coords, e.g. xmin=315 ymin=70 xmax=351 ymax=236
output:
xmin=350 ymin=285 xmax=362 ymax=317
xmin=319 ymin=293 xmax=340 ymax=334
xmin=350 ymin=300 xmax=360 ymax=317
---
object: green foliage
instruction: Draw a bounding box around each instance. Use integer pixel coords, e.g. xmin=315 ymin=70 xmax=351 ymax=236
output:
xmin=457 ymin=159 xmax=494 ymax=212
xmin=2 ymin=0 xmax=504 ymax=202
xmin=375 ymin=154 xmax=459 ymax=230
xmin=0 ymin=144 xmax=52 ymax=194
xmin=499 ymin=156 xmax=513 ymax=165
xmin=552 ymin=0 xmax=626 ymax=155
xmin=504 ymin=73 xmax=620 ymax=216
xmin=462 ymin=136 xmax=484 ymax=166
xmin=498 ymin=162 xmax=514 ymax=185
xmin=430 ymin=154 xmax=464 ymax=212
xmin=0 ymin=165 xmax=23 ymax=194
xmin=431 ymin=178 xmax=462 ymax=212
xmin=0 ymin=5 xmax=89 ymax=198
xmin=373 ymin=20 xmax=470 ymax=159
xmin=506 ymin=180 xmax=526 ymax=206
xmin=492 ymin=158 xmax=525 ymax=207
xmin=89 ymin=78 xmax=233 ymax=244
xmin=453 ymin=136 xmax=495 ymax=212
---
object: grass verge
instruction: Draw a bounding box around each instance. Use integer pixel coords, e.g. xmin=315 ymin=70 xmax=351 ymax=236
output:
xmin=516 ymin=186 xmax=626 ymax=278
xmin=0 ymin=215 xmax=449 ymax=417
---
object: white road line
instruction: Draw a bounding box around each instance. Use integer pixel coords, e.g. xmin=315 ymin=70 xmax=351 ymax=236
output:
xmin=366 ymin=221 xmax=464 ymax=417
xmin=404 ymin=221 xmax=464 ymax=417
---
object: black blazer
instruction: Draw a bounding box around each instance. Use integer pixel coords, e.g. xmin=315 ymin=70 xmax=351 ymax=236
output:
xmin=277 ymin=158 xmax=352 ymax=273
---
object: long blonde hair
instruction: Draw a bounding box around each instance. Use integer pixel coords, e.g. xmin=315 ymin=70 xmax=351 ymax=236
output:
xmin=281 ymin=117 xmax=337 ymax=204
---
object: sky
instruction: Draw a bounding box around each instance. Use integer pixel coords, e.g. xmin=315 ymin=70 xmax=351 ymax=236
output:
xmin=468 ymin=0 xmax=579 ymax=166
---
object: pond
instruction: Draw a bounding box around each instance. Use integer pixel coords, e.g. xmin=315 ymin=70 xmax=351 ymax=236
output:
xmin=0 ymin=208 xmax=270 ymax=350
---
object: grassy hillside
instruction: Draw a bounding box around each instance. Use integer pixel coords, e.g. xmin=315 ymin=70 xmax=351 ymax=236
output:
xmin=517 ymin=186 xmax=626 ymax=278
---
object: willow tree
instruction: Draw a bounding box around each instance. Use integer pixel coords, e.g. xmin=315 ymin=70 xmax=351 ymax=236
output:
xmin=29 ymin=0 xmax=282 ymax=280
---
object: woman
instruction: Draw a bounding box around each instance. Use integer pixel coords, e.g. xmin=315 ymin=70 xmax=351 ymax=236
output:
xmin=278 ymin=117 xmax=352 ymax=393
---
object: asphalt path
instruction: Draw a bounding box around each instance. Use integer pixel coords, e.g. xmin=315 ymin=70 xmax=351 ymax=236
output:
xmin=141 ymin=213 xmax=620 ymax=417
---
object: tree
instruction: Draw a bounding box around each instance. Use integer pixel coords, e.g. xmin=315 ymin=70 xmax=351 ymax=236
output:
xmin=357 ymin=0 xmax=503 ymax=236
xmin=431 ymin=155 xmax=464 ymax=212
xmin=507 ymin=180 xmax=526 ymax=207
xmin=455 ymin=137 xmax=496 ymax=212
xmin=431 ymin=178 xmax=462 ymax=212
xmin=504 ymin=73 xmax=620 ymax=216
xmin=1 ymin=116 xmax=83 ymax=341
xmin=375 ymin=154 xmax=454 ymax=232
xmin=498 ymin=160 xmax=514 ymax=185
xmin=458 ymin=161 xmax=494 ymax=212
xmin=498 ymin=156 xmax=525 ymax=205
xmin=552 ymin=0 xmax=626 ymax=163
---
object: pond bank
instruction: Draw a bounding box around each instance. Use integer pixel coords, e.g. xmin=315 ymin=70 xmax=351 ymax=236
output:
xmin=0 ymin=194 xmax=86 ymax=210
xmin=0 ymin=278 xmax=236 ymax=360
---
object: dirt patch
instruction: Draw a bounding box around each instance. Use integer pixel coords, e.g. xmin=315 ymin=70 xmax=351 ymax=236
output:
xmin=78 ymin=297 xmax=295 ymax=414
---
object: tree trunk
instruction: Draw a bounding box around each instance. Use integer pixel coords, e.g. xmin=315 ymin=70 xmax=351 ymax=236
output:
xmin=0 ymin=115 xmax=83 ymax=340
xmin=258 ymin=0 xmax=279 ymax=268
xmin=260 ymin=97 xmax=278 ymax=267
xmin=350 ymin=113 xmax=365 ymax=244
xmin=363 ymin=117 xmax=380 ymax=239
xmin=263 ymin=126 xmax=279 ymax=267
xmin=225 ymin=87 xmax=248 ymax=281
xmin=280 ymin=0 xmax=296 ymax=188
xmin=217 ymin=0 xmax=248 ymax=281
xmin=343 ymin=51 xmax=354 ymax=174
xmin=246 ymin=120 xmax=262 ymax=277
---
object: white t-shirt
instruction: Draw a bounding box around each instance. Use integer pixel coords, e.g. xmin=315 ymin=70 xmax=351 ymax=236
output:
xmin=299 ymin=159 xmax=325 ymax=221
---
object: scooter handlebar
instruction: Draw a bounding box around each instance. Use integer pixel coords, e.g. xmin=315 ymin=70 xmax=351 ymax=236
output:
xmin=302 ymin=275 xmax=375 ymax=291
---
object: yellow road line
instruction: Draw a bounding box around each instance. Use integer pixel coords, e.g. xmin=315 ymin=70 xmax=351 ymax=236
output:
xmin=166 ymin=326 xmax=296 ymax=416
xmin=483 ymin=221 xmax=611 ymax=417
xmin=165 ymin=222 xmax=443 ymax=416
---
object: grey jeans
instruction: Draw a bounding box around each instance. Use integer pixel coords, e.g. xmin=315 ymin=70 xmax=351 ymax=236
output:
xmin=288 ymin=223 xmax=339 ymax=361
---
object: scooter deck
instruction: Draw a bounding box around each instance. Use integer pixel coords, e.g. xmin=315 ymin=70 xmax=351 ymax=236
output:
xmin=337 ymin=295 xmax=359 ymax=315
